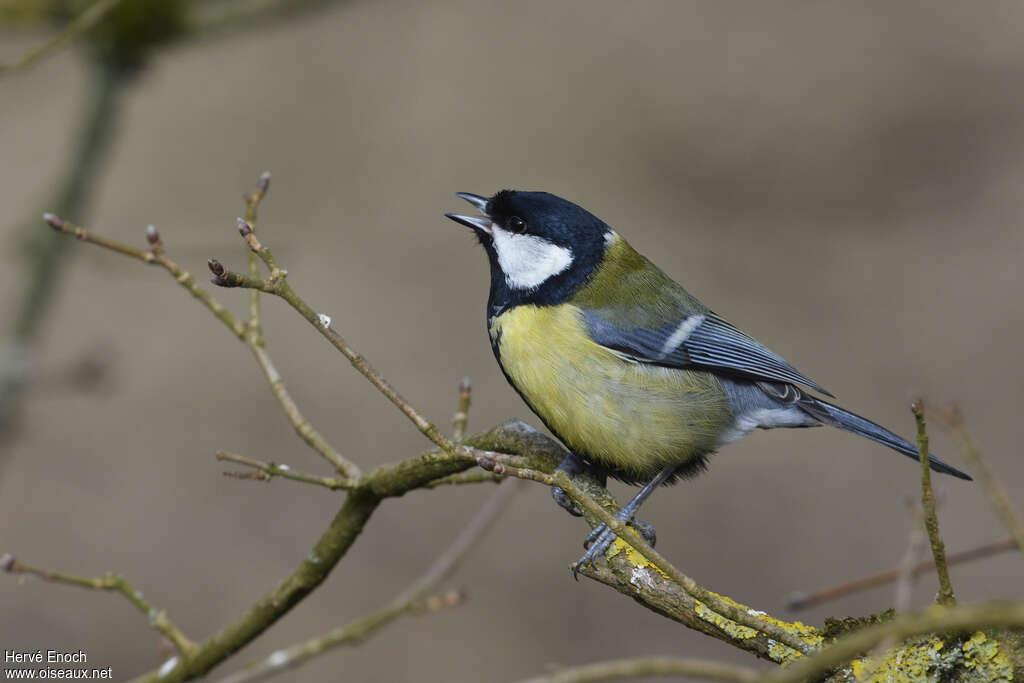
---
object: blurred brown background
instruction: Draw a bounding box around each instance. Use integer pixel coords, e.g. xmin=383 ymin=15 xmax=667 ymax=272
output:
xmin=2 ymin=1 xmax=1023 ymax=680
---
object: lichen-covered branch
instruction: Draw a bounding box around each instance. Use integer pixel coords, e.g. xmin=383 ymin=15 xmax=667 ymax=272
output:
xmin=485 ymin=460 xmax=819 ymax=659
xmin=1 ymin=553 xmax=193 ymax=655
xmin=762 ymin=601 xmax=1023 ymax=683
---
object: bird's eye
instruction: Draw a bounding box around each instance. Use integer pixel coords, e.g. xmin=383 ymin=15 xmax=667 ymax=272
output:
xmin=508 ymin=216 xmax=527 ymax=233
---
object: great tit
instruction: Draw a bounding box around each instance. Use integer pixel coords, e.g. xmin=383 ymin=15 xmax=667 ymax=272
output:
xmin=445 ymin=190 xmax=971 ymax=575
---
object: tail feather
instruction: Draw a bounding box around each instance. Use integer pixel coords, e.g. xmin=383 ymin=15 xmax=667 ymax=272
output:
xmin=799 ymin=397 xmax=972 ymax=481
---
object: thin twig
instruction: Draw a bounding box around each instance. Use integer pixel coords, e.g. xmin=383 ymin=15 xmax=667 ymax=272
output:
xmin=935 ymin=405 xmax=1024 ymax=555
xmin=216 ymin=451 xmax=349 ymax=489
xmin=517 ymin=656 xmax=759 ymax=683
xmin=912 ymin=401 xmax=955 ymax=606
xmin=787 ymin=537 xmax=1018 ymax=610
xmin=125 ymin=422 xmax=553 ymax=683
xmin=243 ymin=172 xmax=270 ymax=346
xmin=0 ymin=0 xmax=127 ymax=77
xmin=250 ymin=345 xmax=358 ymax=478
xmin=44 ymin=212 xmax=361 ymax=480
xmin=452 ymin=376 xmax=471 ymax=443
xmin=213 ymin=590 xmax=464 ymax=683
xmin=213 ymin=481 xmax=522 ymax=683
xmin=45 ymin=215 xmax=247 ymax=337
xmin=207 ymin=241 xmax=466 ymax=460
xmin=1 ymin=553 xmax=193 ymax=655
xmin=479 ymin=458 xmax=817 ymax=657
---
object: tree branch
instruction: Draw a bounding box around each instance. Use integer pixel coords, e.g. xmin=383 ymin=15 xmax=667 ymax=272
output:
xmin=249 ymin=344 xmax=357 ymax=477
xmin=484 ymin=459 xmax=820 ymax=659
xmin=122 ymin=424 xmax=550 ymax=682
xmin=1 ymin=553 xmax=193 ymax=655
xmin=43 ymin=213 xmax=361 ymax=480
xmin=213 ymin=481 xmax=520 ymax=683
xmin=762 ymin=601 xmax=1024 ymax=683
xmin=242 ymin=172 xmax=270 ymax=346
xmin=216 ymin=451 xmax=350 ymax=489
xmin=207 ymin=226 xmax=466 ymax=460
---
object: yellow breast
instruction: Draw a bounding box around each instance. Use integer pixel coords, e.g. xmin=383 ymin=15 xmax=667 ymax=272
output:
xmin=490 ymin=304 xmax=732 ymax=479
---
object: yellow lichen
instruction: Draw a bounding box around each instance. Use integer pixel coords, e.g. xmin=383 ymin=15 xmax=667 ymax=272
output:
xmin=850 ymin=636 xmax=945 ymax=682
xmin=961 ymin=631 xmax=1013 ymax=681
xmin=606 ymin=538 xmax=828 ymax=665
xmin=845 ymin=632 xmax=1013 ymax=682
xmin=606 ymin=537 xmax=669 ymax=578
xmin=690 ymin=591 xmax=822 ymax=664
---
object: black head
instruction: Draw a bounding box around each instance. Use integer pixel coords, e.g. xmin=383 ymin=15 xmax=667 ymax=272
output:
xmin=445 ymin=190 xmax=612 ymax=314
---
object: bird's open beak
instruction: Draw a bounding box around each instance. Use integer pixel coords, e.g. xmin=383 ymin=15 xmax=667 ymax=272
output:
xmin=445 ymin=192 xmax=492 ymax=235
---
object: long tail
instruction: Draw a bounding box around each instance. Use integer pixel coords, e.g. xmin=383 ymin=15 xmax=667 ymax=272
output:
xmin=798 ymin=396 xmax=972 ymax=480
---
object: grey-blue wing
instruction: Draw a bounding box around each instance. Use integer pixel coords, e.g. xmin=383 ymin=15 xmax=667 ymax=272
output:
xmin=582 ymin=309 xmax=833 ymax=397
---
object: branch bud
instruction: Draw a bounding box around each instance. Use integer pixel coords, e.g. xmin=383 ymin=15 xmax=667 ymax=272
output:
xmin=43 ymin=213 xmax=65 ymax=230
xmin=237 ymin=218 xmax=252 ymax=238
xmin=257 ymin=171 xmax=271 ymax=194
xmin=911 ymin=399 xmax=925 ymax=417
xmin=208 ymin=258 xmax=227 ymax=278
xmin=146 ymin=224 xmax=161 ymax=246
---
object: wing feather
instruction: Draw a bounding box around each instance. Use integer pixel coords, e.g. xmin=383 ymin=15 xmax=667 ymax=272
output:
xmin=582 ymin=309 xmax=833 ymax=397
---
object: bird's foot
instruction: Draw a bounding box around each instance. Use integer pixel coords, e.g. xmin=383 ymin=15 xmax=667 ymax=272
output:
xmin=572 ymin=516 xmax=657 ymax=580
xmin=551 ymin=485 xmax=583 ymax=517
xmin=551 ymin=452 xmax=586 ymax=517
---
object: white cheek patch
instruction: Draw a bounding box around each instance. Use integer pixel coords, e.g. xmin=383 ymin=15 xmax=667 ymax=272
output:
xmin=491 ymin=226 xmax=573 ymax=290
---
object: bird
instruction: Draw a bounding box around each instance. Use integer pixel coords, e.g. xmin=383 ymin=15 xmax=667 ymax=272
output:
xmin=445 ymin=190 xmax=971 ymax=576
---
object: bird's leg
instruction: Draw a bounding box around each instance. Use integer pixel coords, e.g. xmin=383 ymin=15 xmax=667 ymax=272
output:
xmin=572 ymin=465 xmax=675 ymax=579
xmin=551 ymin=452 xmax=586 ymax=517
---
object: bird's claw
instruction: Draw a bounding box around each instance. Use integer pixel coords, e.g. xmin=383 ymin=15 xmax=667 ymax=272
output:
xmin=572 ymin=517 xmax=657 ymax=580
xmin=551 ymin=485 xmax=583 ymax=517
xmin=582 ymin=517 xmax=656 ymax=549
